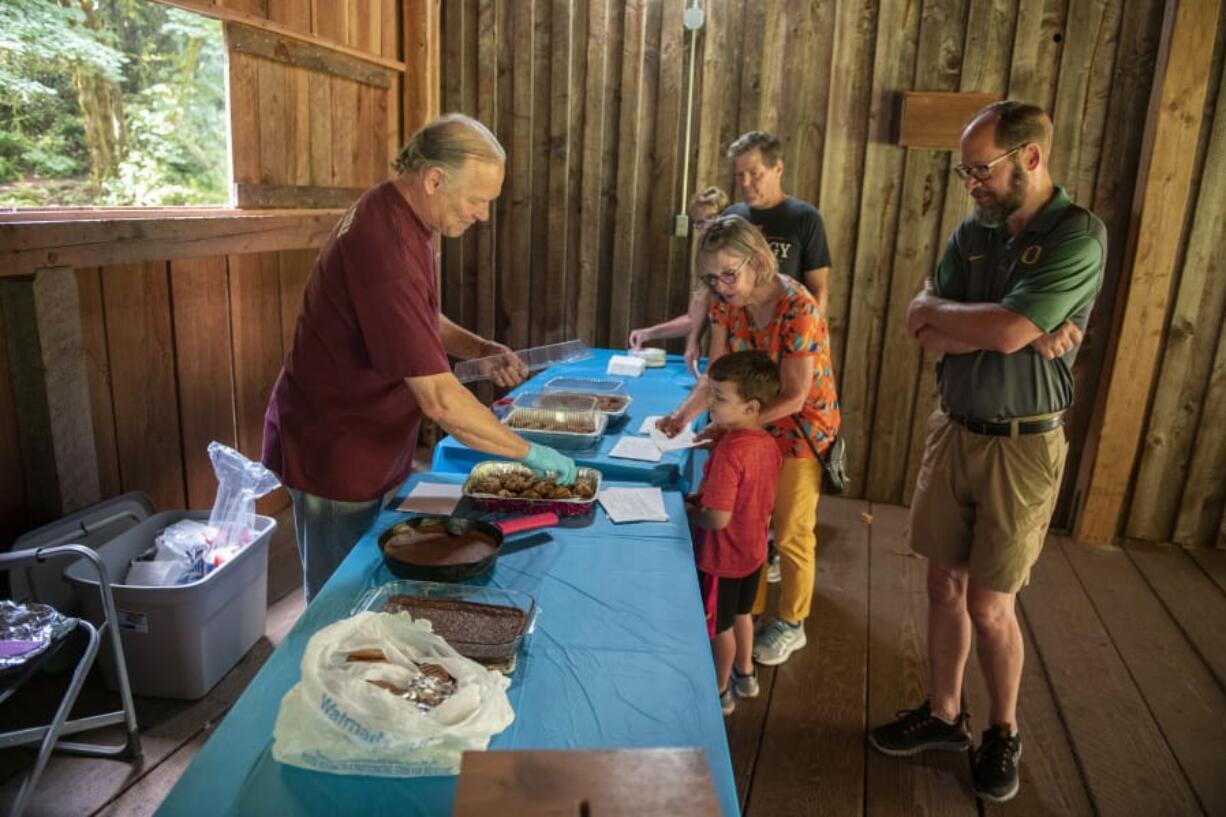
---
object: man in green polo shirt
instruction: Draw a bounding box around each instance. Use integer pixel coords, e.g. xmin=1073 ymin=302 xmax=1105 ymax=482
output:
xmin=868 ymin=101 xmax=1105 ymax=803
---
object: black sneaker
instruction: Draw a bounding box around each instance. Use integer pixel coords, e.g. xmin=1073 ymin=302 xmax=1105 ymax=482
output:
xmin=972 ymin=725 xmax=1022 ymax=802
xmin=868 ymin=700 xmax=971 ymax=756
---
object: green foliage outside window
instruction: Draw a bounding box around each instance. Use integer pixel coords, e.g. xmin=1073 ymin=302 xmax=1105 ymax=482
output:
xmin=0 ymin=0 xmax=228 ymax=207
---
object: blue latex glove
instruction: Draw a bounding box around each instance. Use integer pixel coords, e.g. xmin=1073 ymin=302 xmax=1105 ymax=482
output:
xmin=521 ymin=443 xmax=577 ymax=485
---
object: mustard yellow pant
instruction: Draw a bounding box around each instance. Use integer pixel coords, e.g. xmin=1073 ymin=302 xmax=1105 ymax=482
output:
xmin=753 ymin=457 xmax=821 ymax=622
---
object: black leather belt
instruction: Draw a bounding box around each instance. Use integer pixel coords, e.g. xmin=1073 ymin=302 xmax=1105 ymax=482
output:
xmin=947 ymin=412 xmax=1063 ymax=437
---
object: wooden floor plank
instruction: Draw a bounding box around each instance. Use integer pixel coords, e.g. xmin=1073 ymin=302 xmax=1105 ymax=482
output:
xmin=1125 ymin=542 xmax=1226 ymax=690
xmin=744 ymin=496 xmax=871 ymax=817
xmin=1062 ymin=539 xmax=1224 ymax=815
xmin=963 ymin=602 xmax=1094 ymax=816
xmin=96 ymin=732 xmax=208 ymax=817
xmin=1021 ymin=538 xmax=1203 ymax=816
xmin=865 ymin=503 xmax=979 ymax=817
xmin=1185 ymin=545 xmax=1226 ymax=597
xmin=725 ymin=619 xmax=777 ymax=811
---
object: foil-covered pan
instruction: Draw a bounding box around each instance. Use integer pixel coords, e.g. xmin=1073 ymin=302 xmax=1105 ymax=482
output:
xmin=537 ymin=390 xmax=633 ymax=420
xmin=502 ymin=406 xmax=608 ymax=450
xmin=463 ymin=461 xmax=602 ymax=517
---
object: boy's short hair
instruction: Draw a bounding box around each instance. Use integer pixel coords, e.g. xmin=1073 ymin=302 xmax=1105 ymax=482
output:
xmin=708 ymin=351 xmax=780 ymax=410
xmin=688 ymin=185 xmax=729 ymax=215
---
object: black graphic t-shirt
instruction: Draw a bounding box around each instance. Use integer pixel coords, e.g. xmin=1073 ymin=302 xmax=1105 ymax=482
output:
xmin=724 ymin=197 xmax=832 ymax=282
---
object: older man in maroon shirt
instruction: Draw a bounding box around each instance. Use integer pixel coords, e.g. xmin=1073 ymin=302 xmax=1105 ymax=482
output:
xmin=263 ymin=113 xmax=575 ymax=600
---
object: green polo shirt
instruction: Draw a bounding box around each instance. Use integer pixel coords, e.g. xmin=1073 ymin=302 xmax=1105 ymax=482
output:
xmin=934 ymin=186 xmax=1106 ymax=420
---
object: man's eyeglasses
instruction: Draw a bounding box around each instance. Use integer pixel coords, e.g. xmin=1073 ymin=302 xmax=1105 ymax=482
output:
xmin=701 ymin=254 xmax=751 ymax=289
xmin=954 ymin=144 xmax=1025 ymax=182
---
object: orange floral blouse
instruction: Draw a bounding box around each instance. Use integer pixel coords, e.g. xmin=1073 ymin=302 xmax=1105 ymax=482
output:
xmin=710 ymin=276 xmax=841 ymax=459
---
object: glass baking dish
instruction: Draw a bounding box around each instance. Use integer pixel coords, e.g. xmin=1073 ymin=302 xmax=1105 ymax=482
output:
xmin=351 ymin=579 xmax=539 ymax=673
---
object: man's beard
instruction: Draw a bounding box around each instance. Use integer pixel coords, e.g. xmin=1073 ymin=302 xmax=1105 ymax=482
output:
xmin=973 ymin=162 xmax=1027 ymax=227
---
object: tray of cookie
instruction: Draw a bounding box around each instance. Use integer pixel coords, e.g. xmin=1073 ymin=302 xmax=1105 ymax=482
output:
xmin=501 ymin=405 xmax=608 ymax=449
xmin=463 ymin=460 xmax=601 ymax=517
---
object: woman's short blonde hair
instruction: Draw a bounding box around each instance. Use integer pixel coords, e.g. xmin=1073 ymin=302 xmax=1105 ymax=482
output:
xmin=688 ymin=186 xmax=729 ymax=217
xmin=393 ymin=112 xmax=505 ymax=177
xmin=695 ymin=214 xmax=778 ymax=287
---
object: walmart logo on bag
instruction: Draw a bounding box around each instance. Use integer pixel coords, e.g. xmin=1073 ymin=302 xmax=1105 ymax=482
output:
xmin=321 ymin=694 xmax=386 ymax=744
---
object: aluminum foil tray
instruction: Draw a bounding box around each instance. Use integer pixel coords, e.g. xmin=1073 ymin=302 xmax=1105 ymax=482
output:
xmin=502 ymin=407 xmax=607 ymax=450
xmin=463 ymin=461 xmax=601 ymax=517
xmin=511 ymin=392 xmax=599 ymax=413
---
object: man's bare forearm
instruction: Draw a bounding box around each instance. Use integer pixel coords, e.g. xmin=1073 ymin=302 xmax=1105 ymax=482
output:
xmin=916 ymin=326 xmax=981 ymax=355
xmin=439 ymin=314 xmax=491 ymax=359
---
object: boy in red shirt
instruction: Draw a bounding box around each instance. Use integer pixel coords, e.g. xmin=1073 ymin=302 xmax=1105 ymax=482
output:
xmin=686 ymin=350 xmax=783 ymax=715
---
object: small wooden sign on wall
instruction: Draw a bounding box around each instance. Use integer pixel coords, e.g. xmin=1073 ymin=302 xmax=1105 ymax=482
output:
xmin=898 ymin=91 xmax=999 ymax=150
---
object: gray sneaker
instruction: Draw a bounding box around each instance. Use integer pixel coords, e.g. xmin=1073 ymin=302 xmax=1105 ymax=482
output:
xmin=732 ymin=667 xmax=759 ymax=698
xmin=720 ymin=686 xmax=736 ymax=716
xmin=753 ymin=618 xmax=806 ymax=665
xmin=766 ymin=551 xmax=782 ymax=584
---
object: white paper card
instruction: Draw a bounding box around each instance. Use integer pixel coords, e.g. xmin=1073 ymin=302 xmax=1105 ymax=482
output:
xmin=598 ymin=487 xmax=670 ymax=523
xmin=650 ymin=424 xmax=700 ymax=452
xmin=606 ymin=355 xmax=646 ymax=377
xmin=396 ymin=482 xmax=464 ymax=514
xmin=608 ymin=436 xmax=663 ymax=462
xmin=637 ymin=415 xmax=664 ymax=434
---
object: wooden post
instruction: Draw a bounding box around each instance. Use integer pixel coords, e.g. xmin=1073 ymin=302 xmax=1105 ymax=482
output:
xmin=1073 ymin=0 xmax=1221 ymax=545
xmin=0 ymin=268 xmax=100 ymax=523
xmin=403 ymin=0 xmax=441 ymax=138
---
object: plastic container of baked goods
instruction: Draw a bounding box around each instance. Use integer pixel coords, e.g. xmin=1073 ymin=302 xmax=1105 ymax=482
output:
xmin=351 ymin=579 xmax=538 ymax=673
xmin=463 ymin=461 xmax=601 ymax=517
xmin=502 ymin=405 xmax=607 ymax=450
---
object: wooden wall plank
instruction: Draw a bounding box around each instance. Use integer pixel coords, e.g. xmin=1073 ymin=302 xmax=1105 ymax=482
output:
xmin=382 ymin=0 xmax=400 ymax=59
xmin=169 ymin=256 xmax=238 ymax=510
xmin=499 ymin=0 xmax=535 ymax=351
xmin=473 ymin=0 xmax=497 ymax=342
xmin=285 ymin=65 xmax=313 ymax=186
xmin=227 ymin=51 xmax=262 ymax=185
xmin=311 ymin=0 xmax=348 ymax=47
xmin=74 ymin=268 xmax=122 ymax=500
xmin=402 ymin=0 xmax=441 ymax=135
xmin=1062 ymin=539 xmax=1226 ymax=815
xmin=608 ymin=0 xmax=657 ymax=349
xmin=781 ymin=2 xmax=834 ymax=210
xmin=330 ymin=77 xmax=360 ymax=187
xmin=354 ymin=83 xmax=377 ymax=186
xmin=819 ymin=0 xmax=878 ymax=386
xmin=1022 ymin=539 xmax=1202 ymax=815
xmin=864 ymin=0 xmax=965 ymax=504
xmin=1173 ymin=316 xmax=1226 ymax=548
xmin=227 ymin=21 xmax=393 ymax=87
xmin=1007 ymin=0 xmax=1068 ymax=112
xmin=307 ymin=68 xmax=334 ymax=186
xmin=102 ymin=262 xmax=187 ymax=512
xmin=1075 ymin=0 xmax=1221 ymax=544
xmin=527 ymin=0 xmax=552 ymax=347
xmin=838 ymin=0 xmax=922 ymax=498
xmin=228 ymin=252 xmax=288 ymax=515
xmin=693 ymin=0 xmax=744 ymax=211
xmin=746 ymin=497 xmax=871 ymax=816
xmin=267 ymin=0 xmax=310 ymax=33
xmin=1128 ymin=68 xmax=1226 ymax=542
xmin=277 ymin=248 xmax=315 ymax=353
xmin=1055 ymin=0 xmax=1165 ymax=530
xmin=257 ymin=57 xmax=288 ymax=183
xmin=866 ymin=504 xmax=978 ymax=816
xmin=1047 ymin=0 xmax=1121 ymax=204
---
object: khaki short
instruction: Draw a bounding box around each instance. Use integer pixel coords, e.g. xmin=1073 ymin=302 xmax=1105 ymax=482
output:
xmin=909 ymin=410 xmax=1068 ymax=593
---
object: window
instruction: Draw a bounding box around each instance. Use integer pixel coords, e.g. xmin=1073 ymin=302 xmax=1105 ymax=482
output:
xmin=0 ymin=0 xmax=228 ymax=208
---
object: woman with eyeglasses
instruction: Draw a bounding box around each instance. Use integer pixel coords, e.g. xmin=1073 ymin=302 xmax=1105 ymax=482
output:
xmin=658 ymin=214 xmax=841 ymax=668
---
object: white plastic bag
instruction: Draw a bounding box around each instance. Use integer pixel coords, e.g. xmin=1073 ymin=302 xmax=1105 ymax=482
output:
xmin=271 ymin=612 xmax=514 ymax=777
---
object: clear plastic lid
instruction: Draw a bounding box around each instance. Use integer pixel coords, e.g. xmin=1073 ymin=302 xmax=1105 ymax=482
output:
xmin=503 ymin=406 xmax=602 ymax=434
xmin=511 ymin=392 xmax=599 ymax=413
xmin=453 ymin=339 xmax=592 ymax=384
xmin=543 ymin=376 xmax=627 ymax=395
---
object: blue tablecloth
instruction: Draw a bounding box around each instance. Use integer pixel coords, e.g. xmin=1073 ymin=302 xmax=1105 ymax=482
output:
xmin=432 ymin=349 xmax=706 ymax=490
xmin=157 ymin=472 xmax=739 ymax=817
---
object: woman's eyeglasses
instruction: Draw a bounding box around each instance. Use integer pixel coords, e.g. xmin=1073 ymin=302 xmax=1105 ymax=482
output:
xmin=954 ymin=144 xmax=1025 ymax=181
xmin=701 ymin=254 xmax=751 ymax=289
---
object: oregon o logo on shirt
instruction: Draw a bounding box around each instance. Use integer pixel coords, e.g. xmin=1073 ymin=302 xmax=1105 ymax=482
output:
xmin=1020 ymin=245 xmax=1043 ymax=265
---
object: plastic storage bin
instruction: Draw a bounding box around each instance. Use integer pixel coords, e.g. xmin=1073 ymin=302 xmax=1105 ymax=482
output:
xmin=63 ymin=510 xmax=276 ymax=700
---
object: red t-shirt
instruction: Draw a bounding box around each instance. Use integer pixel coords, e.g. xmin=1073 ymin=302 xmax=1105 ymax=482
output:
xmin=692 ymin=428 xmax=783 ymax=578
xmin=261 ymin=182 xmax=451 ymax=501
